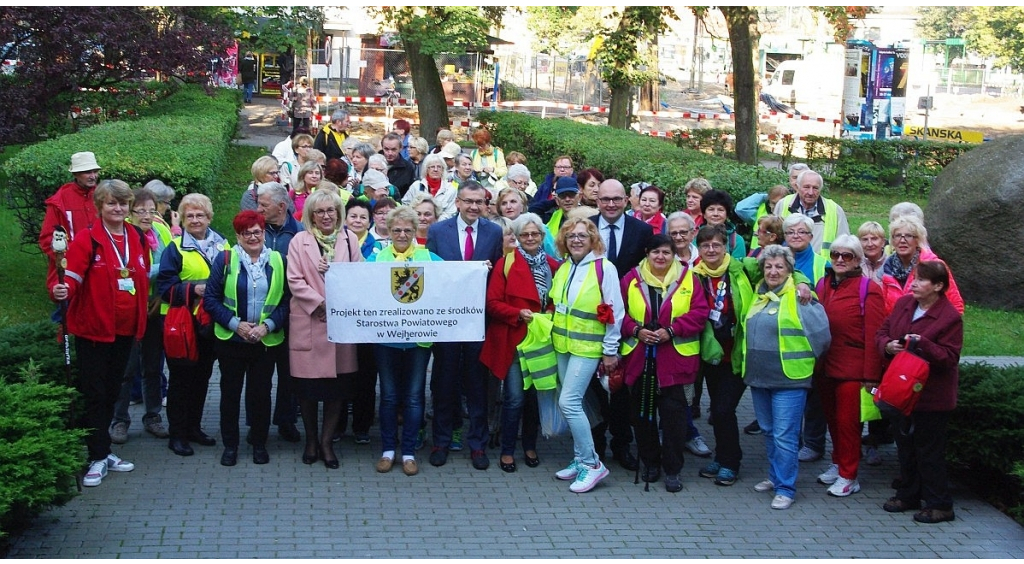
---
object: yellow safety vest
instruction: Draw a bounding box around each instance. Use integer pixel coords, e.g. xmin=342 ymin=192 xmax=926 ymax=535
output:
xmin=550 ymin=261 xmax=606 ymax=358
xmin=517 ymin=313 xmax=558 ymax=391
xmin=619 ymin=272 xmax=700 ymax=358
xmin=546 ymin=208 xmax=565 ymax=236
xmin=214 ymin=249 xmax=286 ymax=346
xmin=749 ymin=201 xmax=770 ymax=250
xmin=160 ymin=237 xmax=216 ymax=315
xmin=777 ymin=194 xmax=841 ymax=260
xmin=741 ymin=279 xmax=816 ymax=380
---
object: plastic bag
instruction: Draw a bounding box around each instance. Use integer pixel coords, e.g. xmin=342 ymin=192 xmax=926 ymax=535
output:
xmin=538 ymin=386 xmax=568 ymax=438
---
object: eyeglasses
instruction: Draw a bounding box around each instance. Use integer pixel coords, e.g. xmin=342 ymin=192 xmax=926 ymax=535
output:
xmin=240 ymin=229 xmax=264 ymax=239
xmin=784 ymin=230 xmax=812 ymax=237
xmin=312 ymin=208 xmax=337 ymax=217
xmin=509 ymin=179 xmax=529 ymax=187
xmin=698 ymin=242 xmax=724 ymax=251
xmin=185 ymin=213 xmax=207 ymax=220
xmin=132 ymin=209 xmax=158 ymax=216
xmin=519 ymin=231 xmax=543 ymax=239
xmin=554 ymin=165 xmax=572 ymax=170
xmin=566 ymin=233 xmax=589 ymax=241
xmin=373 ymin=210 xmax=389 ymax=217
xmin=390 ymin=228 xmax=414 ymax=235
xmin=297 ymin=144 xmax=312 ymax=149
xmin=459 ymin=197 xmax=486 ymax=207
xmin=669 ymin=229 xmax=692 ymax=238
xmin=829 ymin=251 xmax=856 ymax=262
xmin=892 ymin=233 xmax=917 ymax=241
xmin=598 ymin=197 xmax=625 ymax=204
xmin=267 ymin=170 xmax=280 ymax=176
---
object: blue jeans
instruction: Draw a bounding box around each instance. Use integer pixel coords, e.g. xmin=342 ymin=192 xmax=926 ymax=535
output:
xmin=557 ymin=353 xmax=600 ymax=467
xmin=751 ymin=387 xmax=808 ymax=498
xmin=243 ymin=81 xmax=255 ymax=102
xmin=500 ymin=362 xmax=539 ymax=457
xmin=112 ymin=313 xmax=165 ymax=426
xmin=375 ymin=345 xmax=430 ymax=456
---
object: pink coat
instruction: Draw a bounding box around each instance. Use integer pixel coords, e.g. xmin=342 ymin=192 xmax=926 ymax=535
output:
xmin=286 ymin=229 xmax=361 ymax=378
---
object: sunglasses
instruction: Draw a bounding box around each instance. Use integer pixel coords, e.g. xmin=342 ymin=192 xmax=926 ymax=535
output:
xmin=829 ymin=251 xmax=856 ymax=262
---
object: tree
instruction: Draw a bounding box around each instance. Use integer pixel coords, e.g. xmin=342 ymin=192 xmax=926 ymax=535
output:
xmin=964 ymin=6 xmax=1024 ymax=72
xmin=233 ymin=7 xmax=325 ymax=57
xmin=916 ymin=7 xmax=971 ymax=41
xmin=717 ymin=7 xmax=760 ymax=165
xmin=595 ymin=7 xmax=676 ymax=129
xmin=0 ymin=7 xmax=234 ymax=146
xmin=375 ymin=7 xmax=503 ymax=145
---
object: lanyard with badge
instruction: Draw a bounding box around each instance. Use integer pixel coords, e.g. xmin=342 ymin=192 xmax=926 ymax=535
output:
xmin=105 ymin=226 xmax=136 ymax=295
xmin=708 ymin=273 xmax=729 ymax=328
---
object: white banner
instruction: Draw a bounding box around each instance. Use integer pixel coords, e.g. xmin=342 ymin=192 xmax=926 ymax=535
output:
xmin=325 ymin=261 xmax=488 ymax=344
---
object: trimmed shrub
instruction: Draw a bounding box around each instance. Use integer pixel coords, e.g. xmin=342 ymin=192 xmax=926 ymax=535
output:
xmin=4 ymin=84 xmax=241 ymax=248
xmin=0 ymin=374 xmax=84 ymax=539
xmin=0 ymin=321 xmax=77 ymax=388
xmin=477 ymin=111 xmax=786 ymax=214
xmin=947 ymin=363 xmax=1024 ymax=524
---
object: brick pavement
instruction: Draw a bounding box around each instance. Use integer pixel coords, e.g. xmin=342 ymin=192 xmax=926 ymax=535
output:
xmin=8 ymin=363 xmax=1023 ymax=558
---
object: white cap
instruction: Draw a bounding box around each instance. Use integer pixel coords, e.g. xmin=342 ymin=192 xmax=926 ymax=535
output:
xmin=69 ymin=151 xmax=101 ymax=173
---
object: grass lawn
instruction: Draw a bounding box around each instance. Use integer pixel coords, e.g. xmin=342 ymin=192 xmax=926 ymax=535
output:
xmin=1 ymin=142 xmax=1021 ymax=356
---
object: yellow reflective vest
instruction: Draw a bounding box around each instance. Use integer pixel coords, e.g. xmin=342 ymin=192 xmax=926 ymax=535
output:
xmin=620 ymin=272 xmax=699 ymax=358
xmin=517 ymin=313 xmax=558 ymax=391
xmin=213 ymin=249 xmax=286 ymax=346
xmin=741 ymin=278 xmax=816 ymax=380
xmin=550 ymin=261 xmax=606 ymax=359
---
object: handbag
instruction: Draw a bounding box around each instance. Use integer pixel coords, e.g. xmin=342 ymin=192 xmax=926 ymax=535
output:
xmin=163 ymin=284 xmax=199 ymax=364
xmin=874 ymin=338 xmax=930 ymax=417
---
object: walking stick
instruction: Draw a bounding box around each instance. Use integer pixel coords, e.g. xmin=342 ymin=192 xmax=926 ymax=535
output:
xmin=51 ymin=226 xmax=74 ymax=426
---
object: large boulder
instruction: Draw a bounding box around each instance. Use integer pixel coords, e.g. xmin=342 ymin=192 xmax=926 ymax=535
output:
xmin=927 ymin=135 xmax=1024 ymax=310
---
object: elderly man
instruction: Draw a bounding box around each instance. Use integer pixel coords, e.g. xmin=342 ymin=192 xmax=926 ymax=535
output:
xmin=313 ymin=109 xmax=349 ymax=161
xmin=773 ymin=170 xmax=849 ymax=259
xmin=426 ymin=181 xmax=504 ymax=470
xmin=531 ymin=155 xmax=576 ymax=204
xmin=39 ymin=151 xmax=102 ymax=294
xmin=586 ymin=179 xmax=653 ymax=471
xmin=379 ymin=132 xmax=416 ymax=197
xmin=256 ymin=182 xmax=305 ymax=443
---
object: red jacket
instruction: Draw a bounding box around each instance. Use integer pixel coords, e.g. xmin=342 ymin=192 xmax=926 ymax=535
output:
xmin=481 ymin=251 xmax=560 ymax=380
xmin=620 ymin=266 xmax=710 ymax=388
xmin=58 ymin=222 xmax=150 ymax=342
xmin=880 ymin=248 xmax=964 ymax=314
xmin=876 ymin=293 xmax=963 ymax=412
xmin=817 ymin=271 xmax=886 ymax=383
xmin=39 ymin=181 xmax=97 ymax=294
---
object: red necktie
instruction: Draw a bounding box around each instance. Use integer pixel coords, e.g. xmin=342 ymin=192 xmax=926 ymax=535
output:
xmin=464 ymin=225 xmax=474 ymax=261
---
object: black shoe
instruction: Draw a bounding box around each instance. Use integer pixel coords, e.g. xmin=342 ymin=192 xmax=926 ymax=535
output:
xmin=524 ymin=451 xmax=540 ymax=468
xmin=190 ymin=430 xmax=217 ymax=446
xmin=499 ymin=456 xmax=517 ymax=473
xmin=169 ymin=438 xmax=194 ymax=457
xmin=692 ymin=405 xmax=701 ymax=419
xmin=612 ymin=447 xmax=640 ymax=471
xmin=471 ymin=450 xmax=490 ymax=470
xmin=642 ymin=465 xmax=662 ymax=483
xmin=429 ymin=446 xmax=449 ymax=467
xmin=253 ymin=446 xmax=270 ymax=465
xmin=321 ymin=444 xmax=339 ymax=469
xmin=664 ymin=473 xmax=683 ymax=493
xmin=744 ymin=420 xmax=762 ymax=435
xmin=220 ymin=447 xmax=238 ymax=466
xmin=278 ymin=423 xmax=301 ymax=443
xmin=913 ymin=508 xmax=955 ymax=524
xmin=302 ymin=444 xmax=319 ymax=465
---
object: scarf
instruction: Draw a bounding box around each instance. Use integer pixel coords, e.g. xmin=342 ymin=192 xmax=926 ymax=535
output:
xmin=143 ymin=228 xmax=159 ymax=252
xmin=748 ymin=276 xmax=795 ymax=318
xmin=883 ymin=250 xmax=918 ymax=287
xmin=236 ymin=244 xmax=270 ymax=284
xmin=390 ymin=241 xmax=420 ymax=262
xmin=693 ymin=254 xmax=731 ymax=279
xmin=638 ymin=257 xmax=681 ymax=293
xmin=426 ymin=176 xmax=442 ymax=196
xmin=187 ymin=230 xmax=221 ymax=264
xmin=313 ymin=227 xmax=338 ymax=261
xmin=476 ymin=146 xmax=494 ymax=157
xmin=520 ymin=248 xmax=551 ymax=310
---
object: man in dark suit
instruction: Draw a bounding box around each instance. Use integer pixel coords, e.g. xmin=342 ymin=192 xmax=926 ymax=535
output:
xmin=588 ymin=178 xmax=654 ymax=471
xmin=426 ymin=181 xmax=503 ymax=470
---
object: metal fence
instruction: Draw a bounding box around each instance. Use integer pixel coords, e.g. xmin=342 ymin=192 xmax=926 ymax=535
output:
xmin=498 ymin=53 xmax=608 ymax=108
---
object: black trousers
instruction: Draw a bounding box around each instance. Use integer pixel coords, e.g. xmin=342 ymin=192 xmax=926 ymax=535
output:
xmin=76 ymin=335 xmax=135 ymax=462
xmin=270 ymin=339 xmax=297 ymax=426
xmin=631 ymin=381 xmax=690 ymax=475
xmin=166 ymin=336 xmax=216 ymax=440
xmin=893 ymin=410 xmax=953 ymax=511
xmin=703 ymin=360 xmax=746 ymax=472
xmin=338 ymin=343 xmax=377 ymax=435
xmin=589 ymin=377 xmax=634 ymax=456
xmin=216 ymin=340 xmax=276 ymax=449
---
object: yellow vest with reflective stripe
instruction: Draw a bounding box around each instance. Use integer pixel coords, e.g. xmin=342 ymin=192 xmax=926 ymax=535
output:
xmin=749 ymin=201 xmax=769 ymax=250
xmin=620 ymin=272 xmax=699 ymax=358
xmin=214 ymin=250 xmax=285 ymax=346
xmin=777 ymin=194 xmax=841 ymax=260
xmin=741 ymin=280 xmax=816 ymax=380
xmin=546 ymin=208 xmax=565 ymax=236
xmin=160 ymin=238 xmax=213 ymax=315
xmin=550 ymin=261 xmax=606 ymax=358
xmin=517 ymin=313 xmax=558 ymax=390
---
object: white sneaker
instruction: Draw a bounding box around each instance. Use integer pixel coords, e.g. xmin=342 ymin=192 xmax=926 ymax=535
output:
xmin=106 ymin=453 xmax=135 ymax=472
xmin=827 ymin=477 xmax=861 ymax=497
xmin=817 ymin=463 xmax=839 ymax=485
xmin=771 ymin=494 xmax=794 ymax=510
xmin=83 ymin=459 xmax=107 ymax=487
xmin=684 ymin=436 xmax=713 ymax=457
xmin=569 ymin=461 xmax=609 ymax=493
xmin=753 ymin=479 xmax=775 ymax=493
xmin=555 ymin=458 xmax=582 ymax=481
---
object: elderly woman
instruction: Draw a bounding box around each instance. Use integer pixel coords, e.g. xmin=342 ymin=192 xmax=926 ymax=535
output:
xmin=701 ymin=189 xmax=746 ymax=260
xmin=410 ymin=193 xmax=441 ymax=246
xmin=289 ymin=76 xmax=317 ymax=135
xmin=367 ymin=206 xmax=442 ymax=476
xmin=409 ymin=136 xmax=429 ymax=180
xmin=290 ymin=161 xmax=323 ymax=221
xmin=493 ymin=162 xmax=536 ymax=201
xmin=482 ymin=212 xmax=560 ymax=473
xmin=577 ymin=168 xmax=605 ymax=208
xmin=881 ymin=216 xmax=964 ymax=314
xmin=683 ymin=178 xmax=712 ymax=229
xmin=286 ymin=190 xmax=363 ymax=468
xmin=144 ymin=179 xmax=180 ymax=236
xmin=323 ymin=158 xmax=350 ymax=189
xmin=813 ymin=234 xmax=886 ymax=497
xmin=743 ymin=215 xmax=784 ymax=281
xmin=51 ymin=179 xmax=149 ymax=486
xmin=693 ymin=226 xmax=755 ymax=487
xmin=470 ymin=128 xmax=507 ymax=188
xmin=876 ymin=261 xmax=963 ymax=524
xmin=634 ymin=185 xmax=668 ymax=235
xmin=402 ymin=153 xmax=457 ymax=220
xmin=158 ymin=193 xmax=228 ymax=457
xmin=356 ymin=169 xmax=395 ymax=207
xmin=204 ymin=211 xmax=289 ymax=467
xmin=344 ymin=199 xmax=375 ymax=259
xmin=346 ymin=142 xmax=376 ymax=193
xmin=620 ymin=234 xmax=710 ymax=492
xmin=666 ymin=212 xmax=698 ymax=268
xmin=743 ymin=245 xmax=831 ymax=510
xmin=450 ymin=153 xmax=477 ymax=188
xmin=858 ymin=221 xmax=888 ymax=285
xmin=241 ymin=156 xmax=283 ymax=211
xmin=369 ymin=197 xmax=397 ymax=251
xmin=279 ymin=133 xmax=315 ymax=189
xmin=497 ymin=185 xmax=559 ymax=257
xmin=549 ymin=217 xmax=623 ymax=493
xmin=782 ymin=213 xmax=827 ymax=287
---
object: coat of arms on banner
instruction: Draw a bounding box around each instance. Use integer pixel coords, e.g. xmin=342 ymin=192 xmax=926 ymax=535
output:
xmin=391 ymin=266 xmax=424 ymax=303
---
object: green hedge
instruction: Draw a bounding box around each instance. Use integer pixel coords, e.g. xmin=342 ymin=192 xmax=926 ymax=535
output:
xmin=0 ymin=375 xmax=84 ymax=539
xmin=0 ymin=321 xmax=77 ymax=388
xmin=948 ymin=363 xmax=1024 ymax=524
xmin=4 ymin=84 xmax=241 ymax=248
xmin=477 ymin=112 xmax=786 ymax=214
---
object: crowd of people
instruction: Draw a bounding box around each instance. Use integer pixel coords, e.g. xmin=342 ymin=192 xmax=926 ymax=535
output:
xmin=41 ymin=137 xmax=963 ymax=521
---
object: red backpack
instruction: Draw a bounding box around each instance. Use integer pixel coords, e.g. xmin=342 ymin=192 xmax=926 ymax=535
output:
xmin=163 ymin=283 xmax=200 ymax=364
